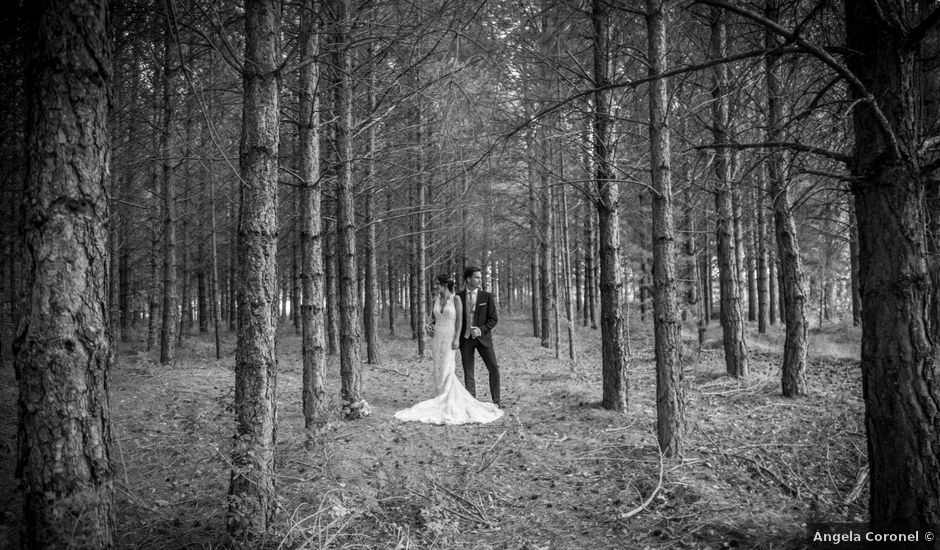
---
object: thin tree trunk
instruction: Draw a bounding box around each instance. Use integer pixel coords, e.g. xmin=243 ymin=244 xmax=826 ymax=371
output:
xmin=710 ymin=7 xmax=748 ymax=378
xmin=561 ymin=183 xmax=576 ymax=361
xmin=228 ymin=184 xmax=237 ymax=332
xmin=849 ymin=201 xmax=862 ymax=327
xmin=362 ymin=20 xmax=379 ymax=364
xmin=330 ymin=0 xmax=364 ymax=412
xmin=180 ymin=220 xmax=191 ymax=338
xmin=325 ymin=218 xmax=338 ymax=354
xmin=757 ymin=169 xmax=769 ymax=334
xmin=208 ymin=125 xmax=222 ymax=359
xmin=584 ymin=198 xmax=596 ymax=329
xmin=765 ymin=0 xmax=806 ymax=396
xmin=227 ymin=0 xmax=281 ymax=538
xmin=746 ymin=200 xmax=757 ymax=323
xmin=594 ymin=0 xmax=628 ymax=411
xmin=299 ymin=0 xmax=327 ymax=430
xmin=148 ymin=211 xmax=160 ymax=351
xmin=414 ymin=90 xmax=427 ymax=358
xmin=386 ymin=191 xmax=395 ymax=336
xmin=529 ymin=161 xmax=541 ymax=337
xmin=647 ymin=0 xmax=683 ymax=457
xmin=291 ymin=233 xmax=300 ymax=334
xmin=540 ymin=167 xmax=553 ymax=349
xmin=17 ymin=1 xmax=115 ymax=545
xmin=159 ymin=7 xmax=178 ymax=364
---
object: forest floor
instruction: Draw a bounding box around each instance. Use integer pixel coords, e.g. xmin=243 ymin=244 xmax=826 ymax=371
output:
xmin=0 ymin=312 xmax=869 ymax=549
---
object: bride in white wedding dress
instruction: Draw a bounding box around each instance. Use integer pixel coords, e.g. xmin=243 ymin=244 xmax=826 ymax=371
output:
xmin=394 ymin=274 xmax=504 ymax=425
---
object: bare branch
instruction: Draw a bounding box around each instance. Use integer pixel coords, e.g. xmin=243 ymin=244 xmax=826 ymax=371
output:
xmin=696 ymin=0 xmax=902 ymax=162
xmin=696 ymin=141 xmax=851 ymax=164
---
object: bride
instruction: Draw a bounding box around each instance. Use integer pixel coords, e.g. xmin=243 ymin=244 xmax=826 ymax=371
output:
xmin=394 ymin=274 xmax=504 ymax=425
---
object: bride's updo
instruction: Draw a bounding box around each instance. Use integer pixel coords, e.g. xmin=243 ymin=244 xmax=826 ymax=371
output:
xmin=436 ymin=274 xmax=455 ymax=293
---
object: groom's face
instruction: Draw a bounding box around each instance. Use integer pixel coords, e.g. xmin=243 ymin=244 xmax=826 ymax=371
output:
xmin=466 ymin=271 xmax=482 ymax=290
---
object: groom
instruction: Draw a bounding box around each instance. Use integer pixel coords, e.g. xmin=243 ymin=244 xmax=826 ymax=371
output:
xmin=457 ymin=266 xmax=502 ymax=408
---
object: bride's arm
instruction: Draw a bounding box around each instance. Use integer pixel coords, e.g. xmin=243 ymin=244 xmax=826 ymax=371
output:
xmin=453 ymin=295 xmax=463 ymax=346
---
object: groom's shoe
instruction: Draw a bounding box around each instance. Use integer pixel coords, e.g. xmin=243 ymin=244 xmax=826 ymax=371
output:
xmin=495 ymin=401 xmax=504 ymax=409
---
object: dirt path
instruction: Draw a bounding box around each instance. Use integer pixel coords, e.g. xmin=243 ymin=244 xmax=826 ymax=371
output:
xmin=0 ymin=315 xmax=868 ymax=549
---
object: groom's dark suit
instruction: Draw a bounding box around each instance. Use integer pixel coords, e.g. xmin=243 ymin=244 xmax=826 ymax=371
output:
xmin=458 ymin=288 xmax=501 ymax=405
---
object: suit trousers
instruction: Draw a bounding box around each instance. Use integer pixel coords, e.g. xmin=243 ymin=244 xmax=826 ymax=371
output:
xmin=459 ymin=338 xmax=500 ymax=404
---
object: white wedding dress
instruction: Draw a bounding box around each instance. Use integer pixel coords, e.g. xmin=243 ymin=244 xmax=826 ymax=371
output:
xmin=394 ymin=296 xmax=504 ymax=425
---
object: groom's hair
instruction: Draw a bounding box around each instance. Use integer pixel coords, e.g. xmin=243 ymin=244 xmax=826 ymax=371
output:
xmin=463 ymin=266 xmax=481 ymax=282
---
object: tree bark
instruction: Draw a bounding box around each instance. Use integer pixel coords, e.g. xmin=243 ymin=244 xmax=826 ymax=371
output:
xmin=228 ymin=0 xmax=281 ymax=538
xmin=593 ymin=0 xmax=628 ymax=411
xmin=540 ymin=166 xmax=553 ymax=348
xmin=159 ymin=6 xmax=178 ymax=365
xmin=17 ymin=0 xmax=115 ymax=545
xmin=844 ymin=0 xmax=940 ymax=528
xmin=710 ymin=7 xmax=748 ymax=378
xmin=330 ymin=0 xmax=364 ymax=412
xmin=647 ymin=0 xmax=684 ymax=457
xmin=529 ymin=161 xmax=541 ymax=337
xmin=584 ymin=197 xmax=597 ymax=329
xmin=386 ymin=191 xmax=395 ymax=336
xmin=757 ymin=170 xmax=769 ymax=334
xmin=363 ymin=19 xmax=379 ymax=364
xmin=299 ymin=0 xmax=327 ymax=430
xmin=765 ymin=0 xmax=806 ymax=396
xmin=849 ymin=201 xmax=862 ymax=327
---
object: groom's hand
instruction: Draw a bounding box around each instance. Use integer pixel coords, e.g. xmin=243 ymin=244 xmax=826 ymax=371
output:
xmin=471 ymin=326 xmax=482 ymax=338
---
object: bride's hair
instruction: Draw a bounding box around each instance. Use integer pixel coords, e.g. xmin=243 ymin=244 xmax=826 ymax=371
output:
xmin=436 ymin=274 xmax=455 ymax=293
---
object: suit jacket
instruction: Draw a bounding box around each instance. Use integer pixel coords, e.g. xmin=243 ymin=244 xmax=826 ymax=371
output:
xmin=458 ymin=288 xmax=498 ymax=348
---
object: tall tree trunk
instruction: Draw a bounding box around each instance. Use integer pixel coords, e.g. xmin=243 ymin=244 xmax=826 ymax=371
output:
xmin=13 ymin=0 xmax=114 ymax=549
xmin=765 ymin=0 xmax=806 ymax=396
xmin=330 ymin=0 xmax=364 ymax=412
xmin=325 ymin=219 xmax=339 ymax=354
xmin=386 ymin=191 xmax=395 ymax=336
xmin=710 ymin=7 xmax=748 ymax=378
xmin=540 ymin=167 xmax=553 ymax=348
xmin=849 ymin=201 xmax=862 ymax=327
xmin=159 ymin=7 xmax=177 ymax=365
xmin=208 ymin=113 xmax=222 ymax=359
xmin=529 ymin=161 xmax=541 ymax=337
xmin=148 ymin=206 xmax=160 ymax=351
xmin=291 ymin=234 xmax=300 ymax=333
xmin=584 ymin=198 xmax=596 ymax=329
xmin=17 ymin=1 xmax=115 ymax=546
xmin=746 ymin=206 xmax=757 ymax=323
xmin=756 ymin=170 xmax=769 ymax=334
xmin=414 ymin=91 xmax=427 ymax=358
xmin=647 ymin=0 xmax=683 ymax=457
xmin=362 ymin=21 xmax=379 ymax=364
xmin=299 ymin=1 xmax=327 ymax=430
xmin=700 ymin=220 xmax=712 ymax=325
xmin=845 ymin=0 xmax=940 ymax=528
xmin=560 ymin=183 xmax=576 ymax=361
xmin=593 ymin=0 xmax=628 ymax=411
xmin=228 ymin=0 xmax=281 ymax=538
xmin=228 ymin=179 xmax=237 ymax=333
xmin=179 ymin=221 xmax=191 ymax=338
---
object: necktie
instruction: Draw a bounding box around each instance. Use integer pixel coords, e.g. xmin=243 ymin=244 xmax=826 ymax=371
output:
xmin=465 ymin=290 xmax=475 ymax=338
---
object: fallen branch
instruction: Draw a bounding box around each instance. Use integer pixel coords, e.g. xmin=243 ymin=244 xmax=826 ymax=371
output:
xmin=373 ymin=364 xmax=409 ymax=376
xmin=621 ymin=446 xmax=664 ymax=519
